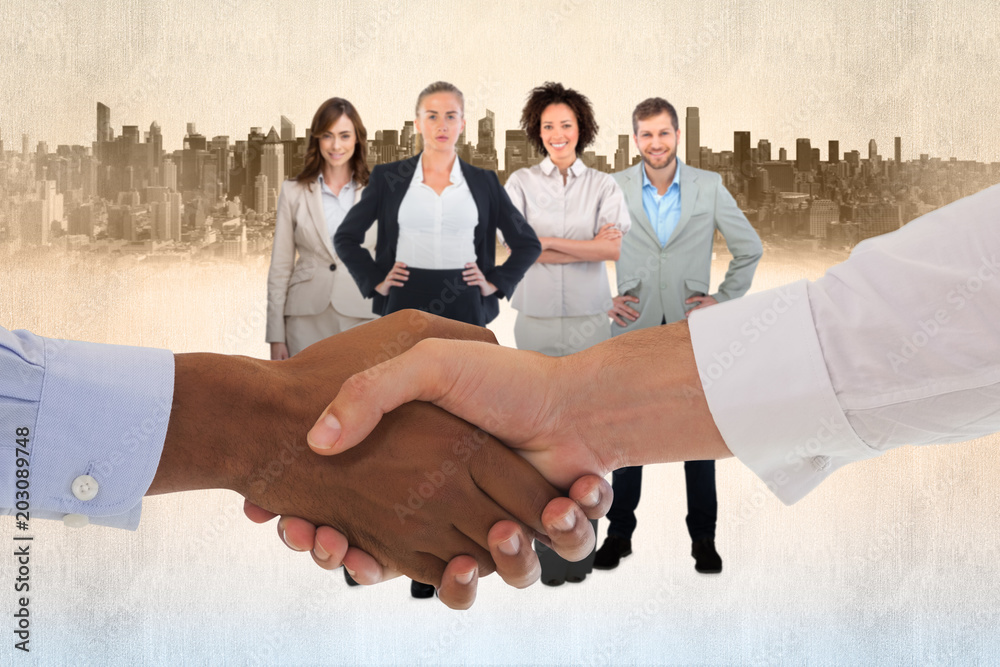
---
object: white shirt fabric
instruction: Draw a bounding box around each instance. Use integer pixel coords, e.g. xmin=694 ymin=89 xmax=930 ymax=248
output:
xmin=689 ymin=183 xmax=1000 ymax=505
xmin=396 ymin=153 xmax=478 ymax=269
xmin=317 ymin=173 xmax=356 ymax=240
xmin=504 ymin=157 xmax=631 ymax=317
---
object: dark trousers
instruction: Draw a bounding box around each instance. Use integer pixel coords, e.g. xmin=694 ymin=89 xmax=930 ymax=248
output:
xmin=606 ymin=461 xmax=717 ymax=542
xmin=385 ymin=267 xmax=485 ymax=326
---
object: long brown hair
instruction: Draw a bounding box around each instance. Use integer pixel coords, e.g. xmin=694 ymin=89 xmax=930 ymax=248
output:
xmin=295 ymin=97 xmax=370 ymax=187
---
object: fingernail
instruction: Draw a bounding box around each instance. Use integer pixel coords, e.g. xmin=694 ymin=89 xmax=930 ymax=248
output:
xmin=283 ymin=528 xmax=304 ymax=552
xmin=456 ymin=569 xmax=475 ymax=585
xmin=581 ymin=487 xmax=601 ymax=507
xmin=498 ymin=533 xmax=520 ymax=556
xmin=554 ymin=510 xmax=577 ymax=532
xmin=308 ymin=413 xmax=341 ymax=450
xmin=313 ymin=542 xmax=330 ymax=561
xmin=344 ymin=566 xmax=357 ymax=578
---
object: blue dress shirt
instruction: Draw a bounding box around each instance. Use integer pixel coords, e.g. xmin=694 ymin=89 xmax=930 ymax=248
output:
xmin=641 ymin=158 xmax=683 ymax=247
xmin=0 ymin=327 xmax=174 ymax=529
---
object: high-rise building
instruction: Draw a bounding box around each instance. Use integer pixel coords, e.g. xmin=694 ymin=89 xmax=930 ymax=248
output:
xmin=255 ymin=174 xmax=269 ymax=214
xmin=733 ymin=131 xmax=751 ymax=180
xmin=778 ymin=147 xmax=787 ymax=162
xmin=795 ymin=139 xmax=812 ymax=172
xmin=149 ymin=121 xmax=163 ymax=174
xmin=150 ymin=200 xmax=171 ymax=241
xmin=477 ymin=110 xmax=495 ymax=156
xmin=402 ymin=121 xmax=415 ymax=156
xmin=811 ymin=147 xmax=821 ymax=172
xmin=280 ymin=116 xmax=295 ymax=142
xmin=757 ymin=139 xmax=771 ymax=163
xmin=828 ymin=140 xmax=839 ymax=164
xmin=209 ymin=136 xmax=231 ymax=195
xmin=21 ymin=199 xmax=48 ymax=245
xmin=262 ymin=127 xmax=285 ymax=206
xmin=162 ymin=158 xmax=178 ymax=191
xmin=894 ymin=136 xmax=902 ymax=165
xmin=809 ymin=199 xmax=839 ymax=239
xmin=97 ymin=102 xmax=111 ymax=143
xmin=169 ymin=192 xmax=182 ymax=240
xmin=244 ymin=127 xmax=266 ymax=210
xmin=868 ymin=139 xmax=878 ymax=162
xmin=686 ymin=108 xmax=700 ymax=168
xmin=615 ymin=135 xmax=630 ymax=172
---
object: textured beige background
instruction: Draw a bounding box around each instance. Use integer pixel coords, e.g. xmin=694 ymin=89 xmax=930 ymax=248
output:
xmin=1 ymin=0 xmax=999 ymax=664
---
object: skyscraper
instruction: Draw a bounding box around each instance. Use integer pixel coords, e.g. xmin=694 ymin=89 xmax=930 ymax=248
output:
xmin=868 ymin=139 xmax=878 ymax=162
xmin=97 ymin=102 xmax=111 ymax=143
xmin=615 ymin=134 xmax=630 ymax=172
xmin=795 ymin=138 xmax=812 ymax=172
xmin=894 ymin=136 xmax=902 ymax=165
xmin=778 ymin=147 xmax=787 ymax=162
xmin=478 ymin=110 xmax=495 ymax=156
xmin=828 ymin=140 xmax=839 ymax=163
xmin=149 ymin=121 xmax=163 ymax=174
xmin=162 ymin=158 xmax=178 ymax=191
xmin=757 ymin=139 xmax=771 ymax=163
xmin=262 ymin=127 xmax=285 ymax=207
xmin=280 ymin=116 xmax=295 ymax=142
xmin=733 ymin=131 xmax=751 ymax=179
xmin=686 ymin=107 xmax=700 ymax=168
xmin=22 ymin=133 xmax=29 ymax=158
xmin=255 ymin=174 xmax=269 ymax=214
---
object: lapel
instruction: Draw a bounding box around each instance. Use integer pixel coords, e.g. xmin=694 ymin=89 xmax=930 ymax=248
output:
xmin=622 ymin=163 xmax=659 ymax=246
xmin=306 ymin=178 xmax=337 ymax=260
xmin=666 ymin=163 xmax=701 ymax=247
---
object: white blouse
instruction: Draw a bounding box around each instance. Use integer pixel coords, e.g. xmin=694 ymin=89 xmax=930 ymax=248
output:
xmin=396 ymin=153 xmax=478 ymax=269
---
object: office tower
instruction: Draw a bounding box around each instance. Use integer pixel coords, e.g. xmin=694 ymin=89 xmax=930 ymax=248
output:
xmin=734 ymin=131 xmax=751 ymax=179
xmin=169 ymin=192 xmax=182 ymax=240
xmin=209 ymin=136 xmax=231 ymax=195
xmin=778 ymin=147 xmax=787 ymax=161
xmin=280 ymin=116 xmax=295 ymax=142
xmin=21 ymin=199 xmax=48 ymax=245
xmin=757 ymin=139 xmax=771 ymax=163
xmin=478 ymin=109 xmax=495 ymax=155
xmin=149 ymin=121 xmax=163 ymax=174
xmin=868 ymin=139 xmax=878 ymax=162
xmin=795 ymin=139 xmax=812 ymax=172
xmin=828 ymin=140 xmax=839 ymax=164
xmin=162 ymin=158 xmax=178 ymax=191
xmin=202 ymin=154 xmax=219 ymax=201
xmin=81 ymin=156 xmax=97 ymax=197
xmin=244 ymin=127 xmax=266 ymax=210
xmin=121 ymin=126 xmax=140 ymax=144
xmin=263 ymin=127 xmax=285 ymax=205
xmin=504 ymin=129 xmax=529 ymax=174
xmin=686 ymin=107 xmax=700 ymax=168
xmin=255 ymin=174 xmax=269 ymax=214
xmin=402 ymin=121 xmax=415 ymax=156
xmin=615 ymin=134 xmax=630 ymax=171
xmin=763 ymin=162 xmax=794 ymax=192
xmin=150 ymin=200 xmax=170 ymax=241
xmin=811 ymin=147 xmax=821 ymax=171
xmin=809 ymin=199 xmax=839 ymax=239
xmin=97 ymin=102 xmax=111 ymax=143
xmin=894 ymin=136 xmax=901 ymax=165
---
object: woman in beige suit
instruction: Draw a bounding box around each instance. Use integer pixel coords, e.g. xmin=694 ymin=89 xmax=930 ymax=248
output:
xmin=266 ymin=97 xmax=378 ymax=359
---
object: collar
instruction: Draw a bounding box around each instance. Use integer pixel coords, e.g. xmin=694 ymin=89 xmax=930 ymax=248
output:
xmin=641 ymin=157 xmax=682 ymax=193
xmin=318 ymin=172 xmax=356 ymax=197
xmin=540 ymin=156 xmax=587 ymax=178
xmin=414 ymin=152 xmax=464 ymax=185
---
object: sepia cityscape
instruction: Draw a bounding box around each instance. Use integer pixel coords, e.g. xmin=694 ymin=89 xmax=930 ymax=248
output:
xmin=2 ymin=102 xmax=999 ymax=262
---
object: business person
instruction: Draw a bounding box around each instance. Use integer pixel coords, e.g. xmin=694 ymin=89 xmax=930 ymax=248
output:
xmin=503 ymin=82 xmax=630 ymax=586
xmin=596 ymin=97 xmax=763 ymax=574
xmin=296 ymin=181 xmax=1000 ymax=606
xmin=333 ymin=81 xmax=541 ymax=329
xmin=334 ymin=81 xmax=540 ymax=597
xmin=0 ymin=310 xmax=610 ymax=611
xmin=266 ymin=97 xmax=378 ymax=360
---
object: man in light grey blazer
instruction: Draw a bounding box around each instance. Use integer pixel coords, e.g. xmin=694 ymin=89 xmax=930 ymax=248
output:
xmin=594 ymin=97 xmax=763 ymax=575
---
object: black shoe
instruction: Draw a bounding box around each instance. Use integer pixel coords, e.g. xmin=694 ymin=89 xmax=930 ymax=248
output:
xmin=593 ymin=536 xmax=632 ymax=570
xmin=410 ymin=580 xmax=436 ymax=599
xmin=692 ymin=537 xmax=722 ymax=574
xmin=343 ymin=568 xmax=359 ymax=587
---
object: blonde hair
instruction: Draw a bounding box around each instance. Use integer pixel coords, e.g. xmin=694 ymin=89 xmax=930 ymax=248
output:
xmin=415 ymin=81 xmax=464 ymax=116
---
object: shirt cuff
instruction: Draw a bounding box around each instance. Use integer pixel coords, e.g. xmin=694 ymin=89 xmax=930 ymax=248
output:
xmin=688 ymin=280 xmax=880 ymax=504
xmin=23 ymin=337 xmax=173 ymax=529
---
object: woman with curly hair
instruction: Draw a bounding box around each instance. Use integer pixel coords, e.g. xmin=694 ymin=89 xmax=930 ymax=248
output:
xmin=504 ymin=81 xmax=630 ymax=586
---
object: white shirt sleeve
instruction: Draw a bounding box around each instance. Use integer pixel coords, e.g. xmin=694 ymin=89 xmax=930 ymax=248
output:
xmin=688 ymin=184 xmax=1000 ymax=504
xmin=0 ymin=327 xmax=175 ymax=529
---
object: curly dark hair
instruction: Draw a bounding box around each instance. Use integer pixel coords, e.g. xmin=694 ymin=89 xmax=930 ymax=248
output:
xmin=519 ymin=82 xmax=598 ymax=157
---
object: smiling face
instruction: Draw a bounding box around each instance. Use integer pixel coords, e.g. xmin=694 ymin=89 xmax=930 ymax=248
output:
xmin=539 ymin=103 xmax=579 ymax=164
xmin=318 ymin=113 xmax=357 ymax=170
xmin=414 ymin=91 xmax=465 ymax=153
xmin=634 ymin=111 xmax=680 ymax=171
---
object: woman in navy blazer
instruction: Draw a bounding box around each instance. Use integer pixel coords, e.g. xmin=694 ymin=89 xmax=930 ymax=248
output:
xmin=334 ymin=81 xmax=540 ymax=328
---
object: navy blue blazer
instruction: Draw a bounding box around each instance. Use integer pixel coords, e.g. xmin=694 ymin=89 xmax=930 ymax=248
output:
xmin=333 ymin=154 xmax=541 ymax=323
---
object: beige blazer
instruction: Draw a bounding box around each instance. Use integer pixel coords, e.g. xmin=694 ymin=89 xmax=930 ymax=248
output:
xmin=611 ymin=161 xmax=763 ymax=335
xmin=266 ymin=178 xmax=378 ymax=343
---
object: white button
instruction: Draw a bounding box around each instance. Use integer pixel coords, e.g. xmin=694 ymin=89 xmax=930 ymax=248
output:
xmin=71 ymin=475 xmax=99 ymax=501
xmin=63 ymin=514 xmax=89 ymax=528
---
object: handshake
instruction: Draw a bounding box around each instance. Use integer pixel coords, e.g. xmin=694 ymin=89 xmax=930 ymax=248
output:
xmin=151 ymin=310 xmax=731 ymax=609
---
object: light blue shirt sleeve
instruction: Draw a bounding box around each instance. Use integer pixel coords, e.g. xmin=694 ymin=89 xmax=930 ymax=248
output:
xmin=0 ymin=326 xmax=174 ymax=530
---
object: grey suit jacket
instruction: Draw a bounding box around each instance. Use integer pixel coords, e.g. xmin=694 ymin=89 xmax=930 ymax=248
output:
xmin=611 ymin=161 xmax=763 ymax=335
